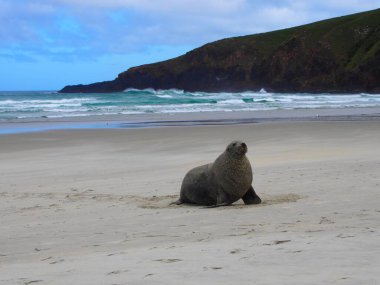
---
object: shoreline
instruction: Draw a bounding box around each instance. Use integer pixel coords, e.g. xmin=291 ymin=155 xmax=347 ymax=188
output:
xmin=1 ymin=107 xmax=380 ymax=134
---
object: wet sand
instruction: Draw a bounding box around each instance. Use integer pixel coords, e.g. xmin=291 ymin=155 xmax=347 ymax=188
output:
xmin=1 ymin=106 xmax=380 ymax=134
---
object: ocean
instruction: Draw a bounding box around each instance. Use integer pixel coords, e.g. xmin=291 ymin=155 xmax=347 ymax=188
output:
xmin=1 ymin=89 xmax=380 ymax=121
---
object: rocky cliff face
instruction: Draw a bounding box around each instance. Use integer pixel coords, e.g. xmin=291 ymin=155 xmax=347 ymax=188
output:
xmin=60 ymin=9 xmax=380 ymax=94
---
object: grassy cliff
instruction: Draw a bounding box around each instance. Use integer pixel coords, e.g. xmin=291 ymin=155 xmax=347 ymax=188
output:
xmin=61 ymin=9 xmax=380 ymax=93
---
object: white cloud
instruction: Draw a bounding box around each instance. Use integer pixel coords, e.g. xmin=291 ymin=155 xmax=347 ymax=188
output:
xmin=1 ymin=0 xmax=380 ymax=62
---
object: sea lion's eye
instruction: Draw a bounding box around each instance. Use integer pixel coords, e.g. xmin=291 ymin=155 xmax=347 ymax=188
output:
xmin=233 ymin=143 xmax=236 ymax=146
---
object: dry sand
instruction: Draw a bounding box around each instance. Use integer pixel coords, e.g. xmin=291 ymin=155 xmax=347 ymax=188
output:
xmin=0 ymin=121 xmax=379 ymax=284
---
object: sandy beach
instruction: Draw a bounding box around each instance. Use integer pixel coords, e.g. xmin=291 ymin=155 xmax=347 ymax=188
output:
xmin=1 ymin=117 xmax=380 ymax=284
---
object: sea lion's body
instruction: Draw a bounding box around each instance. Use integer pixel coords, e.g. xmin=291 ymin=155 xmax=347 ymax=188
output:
xmin=175 ymin=141 xmax=261 ymax=206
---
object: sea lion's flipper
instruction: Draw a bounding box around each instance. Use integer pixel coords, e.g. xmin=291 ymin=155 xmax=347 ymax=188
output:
xmin=203 ymin=202 xmax=231 ymax=208
xmin=203 ymin=188 xmax=233 ymax=208
xmin=242 ymin=186 xmax=262 ymax=205
xmin=170 ymin=199 xmax=184 ymax=205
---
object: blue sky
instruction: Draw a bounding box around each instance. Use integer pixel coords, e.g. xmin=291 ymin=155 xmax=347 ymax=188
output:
xmin=1 ymin=0 xmax=379 ymax=91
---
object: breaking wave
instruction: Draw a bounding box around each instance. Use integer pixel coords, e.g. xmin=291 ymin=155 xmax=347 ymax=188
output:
xmin=0 ymin=90 xmax=379 ymax=120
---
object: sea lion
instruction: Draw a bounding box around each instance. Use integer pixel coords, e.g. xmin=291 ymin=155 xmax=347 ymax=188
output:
xmin=174 ymin=140 xmax=261 ymax=207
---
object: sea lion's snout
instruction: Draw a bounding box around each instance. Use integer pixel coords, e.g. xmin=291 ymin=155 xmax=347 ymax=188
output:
xmin=227 ymin=140 xmax=248 ymax=156
xmin=239 ymin=142 xmax=248 ymax=154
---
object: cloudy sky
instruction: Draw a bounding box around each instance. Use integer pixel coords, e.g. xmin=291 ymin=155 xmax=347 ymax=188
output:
xmin=1 ymin=0 xmax=379 ymax=90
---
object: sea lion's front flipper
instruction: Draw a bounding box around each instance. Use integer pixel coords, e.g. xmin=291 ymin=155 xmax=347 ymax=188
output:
xmin=204 ymin=187 xmax=233 ymax=208
xmin=170 ymin=199 xmax=183 ymax=205
xmin=203 ymin=202 xmax=231 ymax=209
xmin=242 ymin=186 xmax=262 ymax=205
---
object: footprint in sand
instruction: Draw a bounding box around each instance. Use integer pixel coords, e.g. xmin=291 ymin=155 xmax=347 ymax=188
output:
xmin=107 ymin=252 xmax=127 ymax=257
xmin=263 ymin=240 xmax=291 ymax=245
xmin=203 ymin=266 xmax=223 ymax=271
xmin=230 ymin=248 xmax=242 ymax=254
xmin=153 ymin=258 xmax=182 ymax=263
xmin=336 ymin=234 xmax=355 ymax=238
xmin=106 ymin=269 xmax=128 ymax=275
xmin=319 ymin=216 xmax=335 ymax=224
xmin=23 ymin=280 xmax=43 ymax=285
xmin=274 ymin=240 xmax=291 ymax=245
xmin=144 ymin=273 xmax=155 ymax=278
xmin=49 ymin=259 xmax=64 ymax=264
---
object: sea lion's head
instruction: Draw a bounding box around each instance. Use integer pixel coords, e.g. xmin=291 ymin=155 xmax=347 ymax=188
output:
xmin=226 ymin=140 xmax=248 ymax=157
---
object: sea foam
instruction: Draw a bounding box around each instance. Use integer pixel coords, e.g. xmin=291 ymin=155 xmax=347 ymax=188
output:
xmin=0 ymin=90 xmax=379 ymax=120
